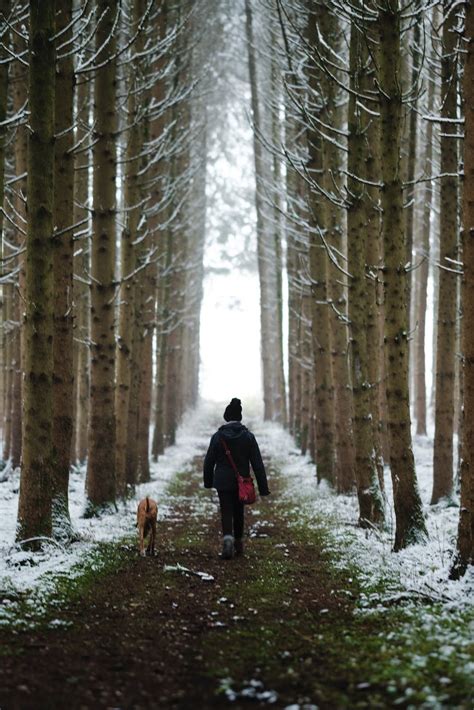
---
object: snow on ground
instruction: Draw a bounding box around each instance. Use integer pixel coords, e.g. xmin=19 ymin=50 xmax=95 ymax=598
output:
xmin=253 ymin=419 xmax=474 ymax=609
xmin=0 ymin=403 xmax=220 ymax=611
xmin=0 ymin=399 xmax=473 ymax=619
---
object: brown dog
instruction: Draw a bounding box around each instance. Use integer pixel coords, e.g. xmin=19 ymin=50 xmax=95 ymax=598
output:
xmin=136 ymin=496 xmax=158 ymax=557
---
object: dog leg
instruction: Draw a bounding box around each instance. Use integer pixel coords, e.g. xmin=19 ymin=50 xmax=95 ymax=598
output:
xmin=150 ymin=520 xmax=157 ymax=556
xmin=139 ymin=526 xmax=146 ymax=557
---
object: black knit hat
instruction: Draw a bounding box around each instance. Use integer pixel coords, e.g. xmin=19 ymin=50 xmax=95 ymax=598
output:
xmin=223 ymin=398 xmax=242 ymax=422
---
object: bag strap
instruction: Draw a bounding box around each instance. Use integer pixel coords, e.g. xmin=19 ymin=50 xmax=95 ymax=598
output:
xmin=220 ymin=437 xmax=240 ymax=480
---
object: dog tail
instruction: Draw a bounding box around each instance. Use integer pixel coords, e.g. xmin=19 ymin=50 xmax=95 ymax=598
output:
xmin=146 ymin=496 xmax=150 ymax=513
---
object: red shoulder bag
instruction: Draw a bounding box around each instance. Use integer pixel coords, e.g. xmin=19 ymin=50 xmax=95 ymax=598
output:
xmin=220 ymin=437 xmax=256 ymax=505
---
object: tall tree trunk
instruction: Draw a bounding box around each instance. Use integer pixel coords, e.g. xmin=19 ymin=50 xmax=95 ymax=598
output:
xmin=52 ymin=0 xmax=74 ymax=537
xmin=319 ymin=3 xmax=355 ymax=493
xmin=73 ymin=78 xmax=90 ymax=465
xmin=10 ymin=32 xmax=27 ymax=470
xmin=306 ymin=4 xmax=336 ymax=484
xmin=0 ymin=0 xmax=10 ymax=460
xmin=17 ymin=0 xmax=55 ymax=545
xmin=378 ymin=0 xmax=427 ymax=550
xmin=451 ymin=0 xmax=474 ymax=577
xmin=414 ymin=55 xmax=436 ymax=435
xmin=270 ymin=25 xmax=287 ymax=426
xmin=152 ymin=228 xmax=172 ymax=458
xmin=245 ymin=0 xmax=283 ymax=422
xmin=432 ymin=0 xmax=459 ymax=504
xmin=347 ymin=6 xmax=384 ymax=523
xmin=366 ymin=94 xmax=385 ymax=492
xmin=115 ymin=0 xmax=145 ymax=496
xmin=149 ymin=0 xmax=168 ymax=460
xmin=86 ymin=0 xmax=118 ymax=511
xmin=405 ymin=16 xmax=421 ymax=325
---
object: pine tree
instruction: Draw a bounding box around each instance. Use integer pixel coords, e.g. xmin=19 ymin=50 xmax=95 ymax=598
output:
xmin=378 ymin=0 xmax=427 ymax=549
xmin=86 ymin=0 xmax=118 ymax=511
xmin=432 ymin=0 xmax=459 ymax=504
xmin=52 ymin=0 xmax=75 ymax=536
xmin=347 ymin=3 xmax=384 ymax=524
xmin=451 ymin=0 xmax=474 ymax=577
xmin=17 ymin=0 xmax=56 ymax=545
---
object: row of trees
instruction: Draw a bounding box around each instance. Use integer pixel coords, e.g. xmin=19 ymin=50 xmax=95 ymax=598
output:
xmin=0 ymin=1 xmax=206 ymax=543
xmin=244 ymin=0 xmax=473 ymax=574
xmin=1 ymin=0 xmax=472 ymax=579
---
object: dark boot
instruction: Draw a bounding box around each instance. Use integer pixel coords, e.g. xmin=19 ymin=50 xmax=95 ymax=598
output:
xmin=221 ymin=535 xmax=234 ymax=560
xmin=234 ymin=538 xmax=244 ymax=556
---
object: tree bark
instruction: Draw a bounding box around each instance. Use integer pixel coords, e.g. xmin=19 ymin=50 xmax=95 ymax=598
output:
xmin=451 ymin=0 xmax=474 ymax=577
xmin=10 ymin=31 xmax=28 ymax=470
xmin=86 ymin=0 xmax=118 ymax=511
xmin=432 ymin=0 xmax=459 ymax=504
xmin=52 ymin=0 xmax=74 ymax=536
xmin=306 ymin=4 xmax=336 ymax=484
xmin=378 ymin=0 xmax=427 ymax=550
xmin=414 ymin=40 xmax=436 ymax=436
xmin=115 ymin=0 xmax=145 ymax=496
xmin=245 ymin=0 xmax=285 ymax=423
xmin=347 ymin=6 xmax=384 ymax=523
xmin=0 ymin=0 xmax=10 ymax=461
xmin=73 ymin=78 xmax=90 ymax=465
xmin=17 ymin=0 xmax=55 ymax=545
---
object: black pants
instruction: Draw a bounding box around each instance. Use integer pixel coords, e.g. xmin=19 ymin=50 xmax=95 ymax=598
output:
xmin=217 ymin=490 xmax=244 ymax=539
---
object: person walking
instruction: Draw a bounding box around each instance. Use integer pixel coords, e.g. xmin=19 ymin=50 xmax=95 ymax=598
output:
xmin=203 ymin=398 xmax=270 ymax=559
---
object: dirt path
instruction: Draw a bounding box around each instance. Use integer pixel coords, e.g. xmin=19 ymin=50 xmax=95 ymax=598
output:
xmin=0 ymin=457 xmax=471 ymax=709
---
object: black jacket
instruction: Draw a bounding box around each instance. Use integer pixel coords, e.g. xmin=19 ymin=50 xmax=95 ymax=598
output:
xmin=203 ymin=422 xmax=270 ymax=495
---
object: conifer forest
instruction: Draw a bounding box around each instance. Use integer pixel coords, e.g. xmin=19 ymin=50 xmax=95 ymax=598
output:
xmin=0 ymin=1 xmax=473 ymax=708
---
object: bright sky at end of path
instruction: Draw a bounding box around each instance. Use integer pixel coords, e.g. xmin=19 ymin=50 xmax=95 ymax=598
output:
xmin=199 ymin=271 xmax=262 ymax=404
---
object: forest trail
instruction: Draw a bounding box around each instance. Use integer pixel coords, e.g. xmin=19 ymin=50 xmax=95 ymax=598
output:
xmin=0 ymin=452 xmax=471 ymax=710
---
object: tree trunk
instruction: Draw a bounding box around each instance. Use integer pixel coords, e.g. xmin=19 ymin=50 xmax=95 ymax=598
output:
xmin=115 ymin=0 xmax=145 ymax=496
xmin=347 ymin=7 xmax=384 ymax=523
xmin=10 ymin=32 xmax=28 ymax=470
xmin=378 ymin=0 xmax=427 ymax=550
xmin=152 ymin=228 xmax=172 ymax=458
xmin=0 ymin=0 xmax=10 ymax=460
xmin=405 ymin=17 xmax=421 ymax=323
xmin=270 ymin=25 xmax=287 ymax=426
xmin=17 ymin=0 xmax=55 ymax=545
xmin=73 ymin=78 xmax=90 ymax=465
xmin=432 ymin=0 xmax=459 ymax=504
xmin=451 ymin=0 xmax=474 ymax=577
xmin=52 ymin=0 xmax=74 ymax=537
xmin=414 ymin=46 xmax=436 ymax=436
xmin=86 ymin=0 xmax=118 ymax=511
xmin=306 ymin=5 xmax=336 ymax=484
xmin=245 ymin=0 xmax=284 ymax=423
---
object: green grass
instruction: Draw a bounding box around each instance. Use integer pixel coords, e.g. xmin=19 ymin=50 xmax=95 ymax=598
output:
xmin=202 ymin=502 xmax=473 ymax=708
xmin=0 ymin=540 xmax=136 ymax=634
xmin=1 ymin=461 xmax=472 ymax=708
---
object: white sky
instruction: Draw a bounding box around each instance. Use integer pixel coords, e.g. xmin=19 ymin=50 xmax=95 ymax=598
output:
xmin=199 ymin=271 xmax=262 ymax=402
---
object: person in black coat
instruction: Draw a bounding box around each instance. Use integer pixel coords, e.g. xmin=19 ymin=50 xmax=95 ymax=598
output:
xmin=203 ymin=398 xmax=270 ymax=559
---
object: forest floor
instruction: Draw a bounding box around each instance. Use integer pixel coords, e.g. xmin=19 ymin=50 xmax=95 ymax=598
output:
xmin=0 ymin=443 xmax=473 ymax=710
